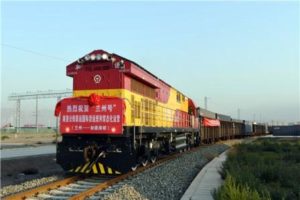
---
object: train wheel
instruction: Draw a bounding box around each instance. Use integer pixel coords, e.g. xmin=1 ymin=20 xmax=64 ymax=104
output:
xmin=150 ymin=156 xmax=157 ymax=163
xmin=141 ymin=159 xmax=148 ymax=167
xmin=131 ymin=165 xmax=138 ymax=171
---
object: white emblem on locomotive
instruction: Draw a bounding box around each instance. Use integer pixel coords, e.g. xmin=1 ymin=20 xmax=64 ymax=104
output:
xmin=94 ymin=74 xmax=101 ymax=84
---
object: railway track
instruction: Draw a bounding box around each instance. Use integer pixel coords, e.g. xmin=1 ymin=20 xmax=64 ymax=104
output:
xmin=3 ymin=138 xmax=255 ymax=200
xmin=4 ymin=148 xmax=192 ymax=200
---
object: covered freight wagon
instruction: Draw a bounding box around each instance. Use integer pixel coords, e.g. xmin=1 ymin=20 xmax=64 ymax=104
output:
xmin=231 ymin=119 xmax=244 ymax=138
xmin=253 ymin=123 xmax=267 ymax=135
xmin=198 ymin=108 xmax=220 ymax=143
xmin=217 ymin=113 xmax=232 ymax=140
xmin=269 ymin=125 xmax=300 ymax=136
xmin=242 ymin=120 xmax=253 ymax=136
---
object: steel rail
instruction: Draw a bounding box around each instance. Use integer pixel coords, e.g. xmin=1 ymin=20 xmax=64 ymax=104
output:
xmin=3 ymin=176 xmax=82 ymax=200
xmin=3 ymin=145 xmax=210 ymax=200
xmin=70 ymin=146 xmax=205 ymax=200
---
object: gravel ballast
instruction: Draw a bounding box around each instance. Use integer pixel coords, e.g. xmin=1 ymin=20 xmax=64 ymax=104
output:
xmin=1 ymin=144 xmax=229 ymax=199
xmin=0 ymin=175 xmax=61 ymax=198
xmin=97 ymin=144 xmax=229 ymax=200
xmin=103 ymin=184 xmax=149 ymax=200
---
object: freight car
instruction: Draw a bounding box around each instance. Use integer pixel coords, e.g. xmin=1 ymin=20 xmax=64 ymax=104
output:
xmin=198 ymin=108 xmax=220 ymax=144
xmin=198 ymin=109 xmax=266 ymax=142
xmin=55 ymin=50 xmax=200 ymax=175
xmin=242 ymin=120 xmax=253 ymax=136
xmin=253 ymin=122 xmax=267 ymax=135
xmin=217 ymin=113 xmax=232 ymax=140
xmin=269 ymin=125 xmax=299 ymax=136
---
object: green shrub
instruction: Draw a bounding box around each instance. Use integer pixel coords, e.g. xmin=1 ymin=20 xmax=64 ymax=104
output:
xmin=215 ymin=139 xmax=300 ymax=200
xmin=1 ymin=135 xmax=9 ymax=140
xmin=214 ymin=174 xmax=270 ymax=200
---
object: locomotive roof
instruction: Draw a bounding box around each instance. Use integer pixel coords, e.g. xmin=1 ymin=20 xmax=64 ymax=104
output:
xmin=68 ymin=49 xmax=190 ymax=99
xmin=112 ymin=52 xmax=166 ymax=86
xmin=114 ymin=52 xmax=196 ymax=102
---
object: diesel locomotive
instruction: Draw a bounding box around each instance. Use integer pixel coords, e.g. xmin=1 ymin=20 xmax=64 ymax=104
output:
xmin=55 ymin=50 xmax=267 ymax=175
xmin=55 ymin=50 xmax=200 ymax=175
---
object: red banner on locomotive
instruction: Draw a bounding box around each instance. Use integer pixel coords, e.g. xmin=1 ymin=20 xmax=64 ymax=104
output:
xmin=59 ymin=97 xmax=124 ymax=134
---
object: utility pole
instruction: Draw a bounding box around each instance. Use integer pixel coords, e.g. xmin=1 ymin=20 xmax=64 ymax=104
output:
xmin=36 ymin=95 xmax=39 ymax=133
xmin=204 ymin=96 xmax=208 ymax=109
xmin=8 ymin=89 xmax=72 ymax=134
xmin=237 ymin=108 xmax=240 ymax=120
xmin=259 ymin=113 xmax=262 ymax=123
xmin=16 ymin=99 xmax=21 ymax=133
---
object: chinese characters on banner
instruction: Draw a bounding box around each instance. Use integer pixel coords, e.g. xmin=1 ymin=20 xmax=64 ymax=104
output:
xmin=60 ymin=98 xmax=123 ymax=134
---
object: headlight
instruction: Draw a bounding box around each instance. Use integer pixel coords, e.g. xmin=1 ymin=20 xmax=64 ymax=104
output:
xmin=77 ymin=58 xmax=84 ymax=64
xmin=96 ymin=54 xmax=102 ymax=60
xmin=84 ymin=55 xmax=91 ymax=61
xmin=90 ymin=54 xmax=96 ymax=61
xmin=102 ymin=53 xmax=108 ymax=60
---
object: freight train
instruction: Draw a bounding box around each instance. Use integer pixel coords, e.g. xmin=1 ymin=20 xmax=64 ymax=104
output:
xmin=54 ymin=50 xmax=267 ymax=175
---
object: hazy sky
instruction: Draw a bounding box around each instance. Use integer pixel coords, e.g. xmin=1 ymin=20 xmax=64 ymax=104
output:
xmin=1 ymin=1 xmax=299 ymax=126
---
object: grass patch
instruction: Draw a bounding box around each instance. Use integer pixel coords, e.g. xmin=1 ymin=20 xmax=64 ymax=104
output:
xmin=214 ymin=174 xmax=270 ymax=200
xmin=1 ymin=135 xmax=9 ymax=140
xmin=214 ymin=138 xmax=300 ymax=200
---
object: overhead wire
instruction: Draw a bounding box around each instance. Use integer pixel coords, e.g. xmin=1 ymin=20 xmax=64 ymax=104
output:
xmin=1 ymin=43 xmax=70 ymax=62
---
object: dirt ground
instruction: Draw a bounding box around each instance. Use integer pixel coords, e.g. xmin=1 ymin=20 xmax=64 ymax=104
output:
xmin=1 ymin=132 xmax=62 ymax=148
xmin=219 ymin=137 xmax=259 ymax=147
xmin=1 ymin=132 xmax=64 ymax=186
xmin=1 ymin=154 xmax=64 ymax=186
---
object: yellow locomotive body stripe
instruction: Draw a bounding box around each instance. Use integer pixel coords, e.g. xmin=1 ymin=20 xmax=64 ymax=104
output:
xmin=92 ymin=164 xmax=98 ymax=174
xmin=80 ymin=162 xmax=90 ymax=173
xmin=98 ymin=163 xmax=105 ymax=174
xmin=75 ymin=166 xmax=81 ymax=173
xmin=72 ymin=162 xmax=120 ymax=175
xmin=69 ymin=162 xmax=122 ymax=174
xmin=73 ymin=88 xmax=189 ymax=128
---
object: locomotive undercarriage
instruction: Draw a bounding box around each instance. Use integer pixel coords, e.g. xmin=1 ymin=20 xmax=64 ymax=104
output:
xmin=57 ymin=126 xmax=200 ymax=175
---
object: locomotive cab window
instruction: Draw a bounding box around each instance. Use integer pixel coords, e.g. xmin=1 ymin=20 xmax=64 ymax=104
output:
xmin=182 ymin=94 xmax=185 ymax=102
xmin=155 ymin=90 xmax=159 ymax=99
xmin=176 ymin=92 xmax=181 ymax=103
